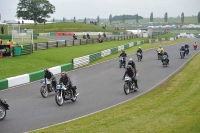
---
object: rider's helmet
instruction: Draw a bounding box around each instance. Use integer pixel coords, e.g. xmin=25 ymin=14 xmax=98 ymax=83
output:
xmin=122 ymin=50 xmax=125 ymax=53
xmin=163 ymin=51 xmax=167 ymax=54
xmin=138 ymin=47 xmax=141 ymax=49
xmin=44 ymin=69 xmax=49 ymax=74
xmin=126 ymin=65 xmax=132 ymax=71
xmin=129 ymin=58 xmax=133 ymax=62
xmin=159 ymin=45 xmax=162 ymax=48
xmin=61 ymin=71 xmax=67 ymax=77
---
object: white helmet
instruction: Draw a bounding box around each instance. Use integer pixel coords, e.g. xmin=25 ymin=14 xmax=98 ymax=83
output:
xmin=139 ymin=47 xmax=141 ymax=49
xmin=129 ymin=58 xmax=133 ymax=61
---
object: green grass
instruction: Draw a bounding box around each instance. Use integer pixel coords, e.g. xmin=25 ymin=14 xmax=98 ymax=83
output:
xmin=31 ymin=42 xmax=200 ymax=133
xmin=152 ymin=33 xmax=174 ymax=39
xmin=0 ymin=38 xmax=189 ymax=80
xmin=0 ymin=22 xmax=124 ymax=34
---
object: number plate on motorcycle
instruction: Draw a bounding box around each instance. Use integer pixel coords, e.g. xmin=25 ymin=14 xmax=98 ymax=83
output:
xmin=56 ymin=85 xmax=61 ymax=89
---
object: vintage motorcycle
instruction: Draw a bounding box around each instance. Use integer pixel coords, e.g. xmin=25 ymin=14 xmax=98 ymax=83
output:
xmin=0 ymin=99 xmax=9 ymax=121
xmin=162 ymin=55 xmax=168 ymax=67
xmin=156 ymin=50 xmax=163 ymax=60
xmin=180 ymin=50 xmax=185 ymax=59
xmin=55 ymin=84 xmax=78 ymax=106
xmin=40 ymin=78 xmax=55 ymax=98
xmin=123 ymin=75 xmax=138 ymax=95
xmin=136 ymin=52 xmax=142 ymax=62
xmin=119 ymin=56 xmax=126 ymax=68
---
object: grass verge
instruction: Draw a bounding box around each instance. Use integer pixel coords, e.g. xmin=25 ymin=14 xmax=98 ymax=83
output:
xmin=31 ymin=50 xmax=200 ymax=133
xmin=0 ymin=38 xmax=189 ymax=79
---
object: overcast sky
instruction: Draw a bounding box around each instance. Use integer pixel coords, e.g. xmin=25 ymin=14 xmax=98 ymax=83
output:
xmin=0 ymin=0 xmax=200 ymax=21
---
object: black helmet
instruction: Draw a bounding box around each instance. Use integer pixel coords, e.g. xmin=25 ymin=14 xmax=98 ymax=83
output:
xmin=44 ymin=69 xmax=49 ymax=73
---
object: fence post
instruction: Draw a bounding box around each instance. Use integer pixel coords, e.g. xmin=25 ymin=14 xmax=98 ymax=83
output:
xmin=35 ymin=43 xmax=37 ymax=50
xmin=73 ymin=40 xmax=75 ymax=46
xmin=80 ymin=39 xmax=82 ymax=45
xmin=46 ymin=42 xmax=48 ymax=49
xmin=30 ymin=44 xmax=33 ymax=53
xmin=56 ymin=41 xmax=58 ymax=47
xmin=86 ymin=39 xmax=88 ymax=44
xmin=65 ymin=40 xmax=67 ymax=47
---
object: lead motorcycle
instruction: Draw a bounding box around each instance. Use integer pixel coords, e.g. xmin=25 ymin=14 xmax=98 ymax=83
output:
xmin=55 ymin=84 xmax=79 ymax=106
xmin=0 ymin=99 xmax=9 ymax=121
xmin=40 ymin=78 xmax=55 ymax=98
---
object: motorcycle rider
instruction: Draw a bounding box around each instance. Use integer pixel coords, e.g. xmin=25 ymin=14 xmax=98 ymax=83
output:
xmin=123 ymin=65 xmax=139 ymax=89
xmin=136 ymin=47 xmax=143 ymax=59
xmin=127 ymin=58 xmax=136 ymax=70
xmin=180 ymin=45 xmax=186 ymax=55
xmin=73 ymin=34 xmax=77 ymax=40
xmin=184 ymin=43 xmax=190 ymax=54
xmin=157 ymin=45 xmax=164 ymax=53
xmin=87 ymin=33 xmax=90 ymax=39
xmin=103 ymin=32 xmax=106 ymax=37
xmin=44 ymin=69 xmax=57 ymax=90
xmin=162 ymin=51 xmax=169 ymax=65
xmin=119 ymin=50 xmax=127 ymax=64
xmin=59 ymin=71 xmax=77 ymax=98
xmin=193 ymin=42 xmax=197 ymax=48
xmin=83 ymin=34 xmax=86 ymax=39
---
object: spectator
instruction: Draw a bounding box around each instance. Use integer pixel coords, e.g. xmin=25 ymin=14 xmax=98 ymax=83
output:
xmin=1 ymin=26 xmax=5 ymax=34
xmin=0 ymin=38 xmax=2 ymax=45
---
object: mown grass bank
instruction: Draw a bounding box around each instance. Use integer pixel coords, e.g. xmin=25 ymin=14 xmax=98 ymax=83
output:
xmin=0 ymin=22 xmax=123 ymax=34
xmin=0 ymin=38 xmax=189 ymax=80
xmin=31 ymin=51 xmax=200 ymax=133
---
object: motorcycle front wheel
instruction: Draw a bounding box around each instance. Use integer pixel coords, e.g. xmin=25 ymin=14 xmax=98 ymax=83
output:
xmin=40 ymin=86 xmax=49 ymax=98
xmin=124 ymin=83 xmax=130 ymax=95
xmin=55 ymin=93 xmax=64 ymax=106
xmin=0 ymin=104 xmax=6 ymax=121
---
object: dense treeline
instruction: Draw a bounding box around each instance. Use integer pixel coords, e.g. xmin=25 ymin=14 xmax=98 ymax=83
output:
xmin=112 ymin=15 xmax=143 ymax=21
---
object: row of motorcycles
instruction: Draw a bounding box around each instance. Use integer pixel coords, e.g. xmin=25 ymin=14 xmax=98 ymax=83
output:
xmin=119 ymin=53 xmax=142 ymax=68
xmin=40 ymin=79 xmax=78 ymax=106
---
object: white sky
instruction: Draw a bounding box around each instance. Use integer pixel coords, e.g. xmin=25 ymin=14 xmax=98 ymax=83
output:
xmin=0 ymin=0 xmax=200 ymax=21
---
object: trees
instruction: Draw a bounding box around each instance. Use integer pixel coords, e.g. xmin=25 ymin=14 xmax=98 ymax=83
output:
xmin=74 ymin=17 xmax=76 ymax=23
xmin=150 ymin=12 xmax=153 ymax=22
xmin=122 ymin=14 xmax=125 ymax=23
xmin=136 ymin=14 xmax=138 ymax=23
xmin=198 ymin=12 xmax=200 ymax=23
xmin=112 ymin=15 xmax=143 ymax=21
xmin=16 ymin=0 xmax=55 ymax=24
xmin=97 ymin=15 xmax=100 ymax=24
xmin=109 ymin=14 xmax=112 ymax=24
xmin=63 ymin=17 xmax=66 ymax=22
xmin=164 ymin=12 xmax=168 ymax=23
xmin=52 ymin=18 xmax=55 ymax=22
xmin=84 ymin=17 xmax=87 ymax=24
xmin=181 ymin=12 xmax=184 ymax=23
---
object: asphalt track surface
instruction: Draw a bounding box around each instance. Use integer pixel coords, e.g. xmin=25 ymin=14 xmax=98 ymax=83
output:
xmin=0 ymin=39 xmax=199 ymax=133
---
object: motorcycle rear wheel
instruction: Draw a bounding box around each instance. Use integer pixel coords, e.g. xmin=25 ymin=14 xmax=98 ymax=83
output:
xmin=40 ymin=86 xmax=48 ymax=98
xmin=0 ymin=105 xmax=6 ymax=121
xmin=71 ymin=96 xmax=77 ymax=102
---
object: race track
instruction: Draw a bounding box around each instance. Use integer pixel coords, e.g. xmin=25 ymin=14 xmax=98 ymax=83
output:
xmin=0 ymin=39 xmax=199 ymax=133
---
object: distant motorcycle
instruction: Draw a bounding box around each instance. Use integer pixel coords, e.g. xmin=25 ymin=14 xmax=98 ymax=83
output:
xmin=136 ymin=52 xmax=142 ymax=62
xmin=40 ymin=78 xmax=55 ymax=98
xmin=193 ymin=45 xmax=197 ymax=50
xmin=73 ymin=35 xmax=77 ymax=40
xmin=0 ymin=99 xmax=9 ymax=121
xmin=185 ymin=48 xmax=189 ymax=55
xmin=123 ymin=75 xmax=137 ymax=95
xmin=119 ymin=56 xmax=126 ymax=68
xmin=156 ymin=50 xmax=163 ymax=60
xmin=162 ymin=55 xmax=168 ymax=67
xmin=180 ymin=50 xmax=185 ymax=59
xmin=55 ymin=84 xmax=78 ymax=106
